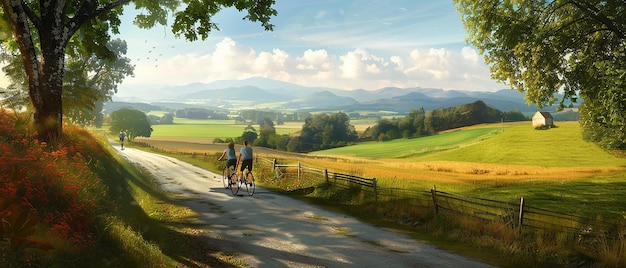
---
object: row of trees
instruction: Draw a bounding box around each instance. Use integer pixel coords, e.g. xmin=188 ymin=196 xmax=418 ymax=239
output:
xmin=245 ymin=101 xmax=524 ymax=151
xmin=363 ymin=101 xmax=527 ymax=141
xmin=235 ymin=112 xmax=358 ymax=153
xmin=175 ymin=108 xmax=228 ymax=120
xmin=239 ymin=110 xmax=316 ymax=125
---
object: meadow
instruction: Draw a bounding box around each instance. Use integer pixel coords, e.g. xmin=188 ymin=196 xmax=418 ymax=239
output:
xmin=314 ymin=122 xmax=622 ymax=167
xmin=147 ymin=118 xmax=302 ymax=143
xmin=138 ymin=119 xmax=626 ymax=215
xmin=147 ymin=116 xmax=376 ymax=142
xmin=141 ymin=119 xmax=626 ymax=184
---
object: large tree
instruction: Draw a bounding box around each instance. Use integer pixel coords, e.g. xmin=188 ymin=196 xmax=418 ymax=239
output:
xmin=0 ymin=0 xmax=276 ymax=143
xmin=109 ymin=108 xmax=151 ymax=140
xmin=454 ymin=0 xmax=626 ymax=149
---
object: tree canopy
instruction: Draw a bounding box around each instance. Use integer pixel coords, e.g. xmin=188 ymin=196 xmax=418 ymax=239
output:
xmin=289 ymin=112 xmax=358 ymax=152
xmin=0 ymin=0 xmax=277 ymax=143
xmin=454 ymin=0 xmax=626 ymax=149
xmin=363 ymin=101 xmax=526 ymax=142
xmin=109 ymin=108 xmax=152 ymax=140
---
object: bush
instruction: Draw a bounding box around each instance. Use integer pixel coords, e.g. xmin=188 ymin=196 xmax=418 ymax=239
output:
xmin=0 ymin=111 xmax=111 ymax=264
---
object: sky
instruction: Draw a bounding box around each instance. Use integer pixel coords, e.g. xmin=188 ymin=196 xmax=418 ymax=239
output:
xmin=1 ymin=1 xmax=508 ymax=97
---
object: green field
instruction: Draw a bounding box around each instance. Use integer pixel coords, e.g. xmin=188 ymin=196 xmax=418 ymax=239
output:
xmin=150 ymin=119 xmax=301 ymax=138
xmin=314 ymin=127 xmax=499 ymax=158
xmin=314 ymin=122 xmax=626 ymax=167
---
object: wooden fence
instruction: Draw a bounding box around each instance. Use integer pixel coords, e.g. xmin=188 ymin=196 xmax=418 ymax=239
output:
xmin=431 ymin=187 xmax=621 ymax=240
xmin=258 ymin=157 xmax=377 ymax=200
xmin=260 ymin=157 xmax=622 ymax=241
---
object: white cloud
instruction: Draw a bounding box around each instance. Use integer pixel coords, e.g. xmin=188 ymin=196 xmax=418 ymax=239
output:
xmin=339 ymin=51 xmax=363 ymax=79
xmin=121 ymin=38 xmax=504 ymax=93
xmin=461 ymin=46 xmax=480 ymax=63
xmin=296 ymin=49 xmax=331 ymax=71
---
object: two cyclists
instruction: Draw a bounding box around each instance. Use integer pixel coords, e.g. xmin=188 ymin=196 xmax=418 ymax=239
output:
xmin=218 ymin=140 xmax=254 ymax=186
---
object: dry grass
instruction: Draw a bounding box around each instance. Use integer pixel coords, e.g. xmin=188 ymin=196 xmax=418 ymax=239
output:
xmin=133 ymin=138 xmax=624 ymax=186
xmin=290 ymin=156 xmax=623 ymax=184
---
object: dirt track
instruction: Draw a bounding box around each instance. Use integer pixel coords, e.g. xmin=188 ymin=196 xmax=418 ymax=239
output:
xmin=113 ymin=142 xmax=496 ymax=268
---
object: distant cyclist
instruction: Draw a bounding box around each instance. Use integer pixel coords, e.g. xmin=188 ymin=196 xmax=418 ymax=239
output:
xmin=119 ymin=130 xmax=126 ymax=149
xmin=237 ymin=140 xmax=254 ymax=183
xmin=218 ymin=142 xmax=237 ymax=178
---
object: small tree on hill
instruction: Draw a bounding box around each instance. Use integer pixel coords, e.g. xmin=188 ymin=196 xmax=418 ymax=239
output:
xmin=241 ymin=125 xmax=258 ymax=144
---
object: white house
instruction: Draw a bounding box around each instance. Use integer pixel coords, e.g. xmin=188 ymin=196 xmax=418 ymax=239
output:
xmin=532 ymin=111 xmax=554 ymax=128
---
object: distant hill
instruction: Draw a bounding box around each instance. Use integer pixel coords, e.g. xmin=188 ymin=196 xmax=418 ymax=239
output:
xmin=283 ymin=91 xmax=359 ymax=109
xmin=102 ymin=102 xmax=164 ymax=114
xmin=182 ymin=86 xmax=293 ymax=104
xmin=103 ymin=101 xmax=225 ymax=114
xmin=111 ymin=77 xmax=574 ymax=114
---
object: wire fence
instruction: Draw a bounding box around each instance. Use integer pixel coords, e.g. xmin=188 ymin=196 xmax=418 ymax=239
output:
xmin=258 ymin=156 xmax=624 ymax=242
xmin=432 ymin=189 xmax=624 ymax=242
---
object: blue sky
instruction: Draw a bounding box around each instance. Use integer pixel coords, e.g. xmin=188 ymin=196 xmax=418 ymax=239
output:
xmin=2 ymin=1 xmax=508 ymax=96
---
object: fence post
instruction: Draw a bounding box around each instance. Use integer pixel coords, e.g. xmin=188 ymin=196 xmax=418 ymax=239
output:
xmin=518 ymin=197 xmax=525 ymax=233
xmin=272 ymin=159 xmax=276 ymax=170
xmin=324 ymin=169 xmax=329 ymax=183
xmin=431 ymin=185 xmax=439 ymax=214
xmin=297 ymin=162 xmax=301 ymax=182
xmin=373 ymin=178 xmax=377 ymax=203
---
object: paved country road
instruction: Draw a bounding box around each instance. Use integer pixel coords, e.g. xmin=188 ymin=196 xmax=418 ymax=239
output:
xmin=115 ymin=145 xmax=496 ymax=268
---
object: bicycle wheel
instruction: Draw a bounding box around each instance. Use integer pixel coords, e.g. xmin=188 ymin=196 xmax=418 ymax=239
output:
xmin=222 ymin=167 xmax=229 ymax=189
xmin=229 ymin=174 xmax=240 ymax=195
xmin=239 ymin=175 xmax=248 ymax=194
xmin=245 ymin=173 xmax=255 ymax=196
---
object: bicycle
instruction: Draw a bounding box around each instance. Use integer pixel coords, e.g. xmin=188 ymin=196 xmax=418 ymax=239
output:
xmin=222 ymin=163 xmax=240 ymax=195
xmin=239 ymin=167 xmax=255 ymax=196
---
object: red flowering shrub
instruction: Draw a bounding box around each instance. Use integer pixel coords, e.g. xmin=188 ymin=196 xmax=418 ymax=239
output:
xmin=0 ymin=110 xmax=109 ymax=254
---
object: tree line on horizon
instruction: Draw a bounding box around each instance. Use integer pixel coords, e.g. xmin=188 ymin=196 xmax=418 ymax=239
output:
xmin=106 ymin=100 xmax=529 ymax=151
xmin=363 ymin=100 xmax=527 ymax=142
xmin=214 ymin=100 xmax=527 ymax=153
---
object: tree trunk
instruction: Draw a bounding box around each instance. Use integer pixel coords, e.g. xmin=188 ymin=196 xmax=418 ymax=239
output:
xmin=31 ymin=75 xmax=64 ymax=143
xmin=34 ymin=28 xmax=67 ymax=143
xmin=1 ymin=0 xmax=71 ymax=143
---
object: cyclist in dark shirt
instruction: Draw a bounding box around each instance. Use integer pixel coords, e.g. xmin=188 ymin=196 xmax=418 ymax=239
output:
xmin=237 ymin=140 xmax=254 ymax=183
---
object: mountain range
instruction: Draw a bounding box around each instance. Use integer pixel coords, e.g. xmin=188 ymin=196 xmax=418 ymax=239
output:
xmin=112 ymin=77 xmax=569 ymax=114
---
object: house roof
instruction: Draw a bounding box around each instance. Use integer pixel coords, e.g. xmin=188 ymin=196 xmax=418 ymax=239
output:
xmin=533 ymin=111 xmax=553 ymax=119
